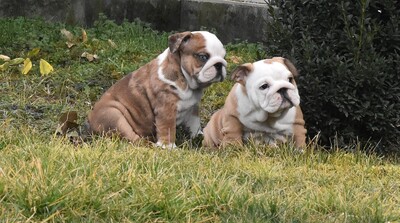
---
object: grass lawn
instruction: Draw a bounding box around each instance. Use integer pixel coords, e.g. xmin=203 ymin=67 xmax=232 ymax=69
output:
xmin=1 ymin=17 xmax=400 ymax=222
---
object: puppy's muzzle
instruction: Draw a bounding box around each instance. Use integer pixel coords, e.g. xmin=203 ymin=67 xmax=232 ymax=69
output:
xmin=278 ymin=88 xmax=294 ymax=106
xmin=199 ymin=57 xmax=227 ymax=83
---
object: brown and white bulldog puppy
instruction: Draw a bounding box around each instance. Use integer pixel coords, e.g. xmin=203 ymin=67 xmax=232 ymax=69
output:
xmin=203 ymin=57 xmax=306 ymax=148
xmin=86 ymin=31 xmax=227 ymax=148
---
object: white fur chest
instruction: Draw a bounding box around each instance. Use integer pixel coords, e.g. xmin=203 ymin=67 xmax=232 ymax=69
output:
xmin=156 ymin=49 xmax=203 ymax=137
xmin=176 ymin=89 xmax=202 ymax=125
xmin=235 ymin=85 xmax=297 ymax=144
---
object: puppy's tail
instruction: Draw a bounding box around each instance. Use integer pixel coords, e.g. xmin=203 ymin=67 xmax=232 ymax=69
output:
xmin=55 ymin=111 xmax=92 ymax=145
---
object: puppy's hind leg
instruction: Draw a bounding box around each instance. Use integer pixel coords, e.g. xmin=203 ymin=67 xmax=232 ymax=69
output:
xmin=90 ymin=107 xmax=140 ymax=143
xmin=114 ymin=115 xmax=141 ymax=143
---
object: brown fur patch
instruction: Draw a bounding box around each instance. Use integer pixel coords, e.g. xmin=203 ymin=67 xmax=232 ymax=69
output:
xmin=160 ymin=53 xmax=188 ymax=90
xmin=203 ymin=84 xmax=243 ymax=147
xmin=179 ymin=33 xmax=208 ymax=78
xmin=163 ymin=32 xmax=209 ymax=90
xmin=293 ymin=105 xmax=307 ymax=147
xmin=87 ymin=57 xmax=181 ymax=144
xmin=231 ymin=63 xmax=253 ymax=86
xmin=168 ymin=32 xmax=192 ymax=53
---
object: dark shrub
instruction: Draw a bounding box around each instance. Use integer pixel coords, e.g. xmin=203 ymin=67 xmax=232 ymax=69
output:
xmin=265 ymin=0 xmax=400 ymax=153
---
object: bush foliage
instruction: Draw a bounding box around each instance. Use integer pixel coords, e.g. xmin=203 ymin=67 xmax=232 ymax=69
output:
xmin=266 ymin=0 xmax=400 ymax=153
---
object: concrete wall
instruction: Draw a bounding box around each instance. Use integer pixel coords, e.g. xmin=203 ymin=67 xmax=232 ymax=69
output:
xmin=0 ymin=0 xmax=268 ymax=44
xmin=181 ymin=0 xmax=268 ymax=43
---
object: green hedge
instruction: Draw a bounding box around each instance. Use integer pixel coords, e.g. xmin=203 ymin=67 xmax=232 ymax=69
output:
xmin=265 ymin=0 xmax=400 ymax=153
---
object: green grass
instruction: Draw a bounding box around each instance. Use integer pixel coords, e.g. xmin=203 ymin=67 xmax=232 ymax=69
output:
xmin=1 ymin=17 xmax=400 ymax=222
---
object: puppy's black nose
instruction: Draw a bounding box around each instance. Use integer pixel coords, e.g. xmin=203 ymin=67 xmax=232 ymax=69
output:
xmin=278 ymin=88 xmax=287 ymax=94
xmin=214 ymin=63 xmax=223 ymax=71
xmin=278 ymin=88 xmax=291 ymax=103
xmin=278 ymin=88 xmax=289 ymax=99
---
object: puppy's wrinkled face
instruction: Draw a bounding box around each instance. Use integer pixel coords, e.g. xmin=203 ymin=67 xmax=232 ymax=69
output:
xmin=246 ymin=60 xmax=300 ymax=114
xmin=170 ymin=31 xmax=227 ymax=89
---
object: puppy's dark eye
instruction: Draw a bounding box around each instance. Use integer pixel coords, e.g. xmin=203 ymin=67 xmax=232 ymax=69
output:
xmin=196 ymin=54 xmax=209 ymax=62
xmin=288 ymin=77 xmax=294 ymax=83
xmin=259 ymin=83 xmax=269 ymax=90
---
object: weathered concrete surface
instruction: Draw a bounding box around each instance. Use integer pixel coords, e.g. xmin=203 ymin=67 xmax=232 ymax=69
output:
xmin=124 ymin=0 xmax=181 ymax=31
xmin=0 ymin=0 xmax=269 ymax=43
xmin=181 ymin=0 xmax=268 ymax=43
xmin=0 ymin=0 xmax=182 ymax=30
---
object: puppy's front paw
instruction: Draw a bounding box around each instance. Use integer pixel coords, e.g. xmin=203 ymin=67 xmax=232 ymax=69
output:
xmin=191 ymin=128 xmax=203 ymax=138
xmin=155 ymin=141 xmax=177 ymax=149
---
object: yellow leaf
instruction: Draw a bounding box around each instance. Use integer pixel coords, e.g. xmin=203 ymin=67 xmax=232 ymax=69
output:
xmin=81 ymin=28 xmax=88 ymax=42
xmin=0 ymin=62 xmax=9 ymax=71
xmin=0 ymin=55 xmax=10 ymax=61
xmin=60 ymin=28 xmax=74 ymax=41
xmin=39 ymin=59 xmax=54 ymax=76
xmin=9 ymin=58 xmax=24 ymax=65
xmin=22 ymin=58 xmax=32 ymax=75
xmin=27 ymin=48 xmax=41 ymax=58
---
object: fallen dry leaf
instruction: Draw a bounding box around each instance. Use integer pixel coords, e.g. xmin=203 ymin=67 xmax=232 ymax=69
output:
xmin=39 ymin=59 xmax=54 ymax=76
xmin=60 ymin=28 xmax=74 ymax=41
xmin=81 ymin=28 xmax=88 ymax=42
xmin=229 ymin=56 xmax=243 ymax=64
xmin=0 ymin=55 xmax=10 ymax=61
xmin=81 ymin=52 xmax=99 ymax=62
xmin=66 ymin=41 xmax=75 ymax=48
xmin=21 ymin=58 xmax=32 ymax=75
xmin=0 ymin=62 xmax=9 ymax=71
xmin=8 ymin=58 xmax=24 ymax=65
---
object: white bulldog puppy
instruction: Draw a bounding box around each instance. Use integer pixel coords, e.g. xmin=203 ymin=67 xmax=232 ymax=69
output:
xmin=203 ymin=57 xmax=307 ymax=148
xmin=86 ymin=31 xmax=227 ymax=148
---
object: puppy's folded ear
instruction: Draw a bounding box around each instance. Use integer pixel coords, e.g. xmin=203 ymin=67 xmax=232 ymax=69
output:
xmin=168 ymin=31 xmax=193 ymax=54
xmin=231 ymin=63 xmax=253 ymax=85
xmin=271 ymin=57 xmax=299 ymax=77
xmin=282 ymin=58 xmax=298 ymax=77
